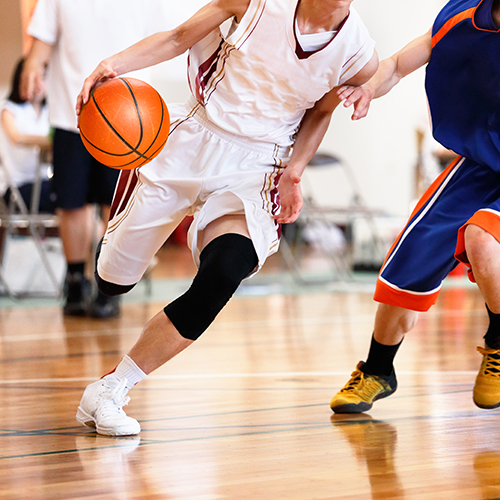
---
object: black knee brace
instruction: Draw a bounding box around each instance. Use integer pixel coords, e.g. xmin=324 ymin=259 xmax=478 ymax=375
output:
xmin=94 ymin=237 xmax=137 ymax=296
xmin=164 ymin=233 xmax=258 ymax=340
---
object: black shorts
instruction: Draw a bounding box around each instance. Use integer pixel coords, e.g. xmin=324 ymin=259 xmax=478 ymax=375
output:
xmin=52 ymin=128 xmax=120 ymax=209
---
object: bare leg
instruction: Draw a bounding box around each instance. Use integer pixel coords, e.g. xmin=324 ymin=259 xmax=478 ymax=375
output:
xmin=373 ymin=303 xmax=419 ymax=345
xmin=127 ymin=214 xmax=250 ymax=374
xmin=127 ymin=311 xmax=193 ymax=374
xmin=464 ymin=224 xmax=500 ymax=313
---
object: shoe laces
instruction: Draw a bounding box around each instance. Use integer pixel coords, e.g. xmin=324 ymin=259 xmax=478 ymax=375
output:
xmin=98 ymin=378 xmax=131 ymax=415
xmin=340 ymin=369 xmax=383 ymax=399
xmin=477 ymin=346 xmax=500 ymax=378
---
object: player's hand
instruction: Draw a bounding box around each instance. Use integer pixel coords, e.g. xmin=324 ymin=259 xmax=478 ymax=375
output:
xmin=274 ymin=167 xmax=303 ymax=224
xmin=76 ymin=61 xmax=117 ymax=116
xmin=337 ymin=84 xmax=374 ymax=120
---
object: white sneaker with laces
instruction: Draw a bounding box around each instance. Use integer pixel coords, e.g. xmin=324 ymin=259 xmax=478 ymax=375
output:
xmin=76 ymin=375 xmax=141 ymax=436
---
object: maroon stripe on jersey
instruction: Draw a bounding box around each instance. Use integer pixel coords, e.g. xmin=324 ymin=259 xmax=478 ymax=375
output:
xmin=110 ymin=169 xmax=139 ymax=221
xmin=269 ymin=171 xmax=282 ymax=216
xmin=195 ymin=41 xmax=223 ymax=101
xmin=117 ymin=170 xmax=139 ymax=218
xmin=260 ymin=168 xmax=283 ymax=238
xmin=110 ymin=170 xmax=131 ymax=221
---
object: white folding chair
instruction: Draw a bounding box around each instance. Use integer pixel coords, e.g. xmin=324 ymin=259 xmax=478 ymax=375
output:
xmin=0 ymin=154 xmax=63 ymax=298
xmin=280 ymin=152 xmax=387 ymax=284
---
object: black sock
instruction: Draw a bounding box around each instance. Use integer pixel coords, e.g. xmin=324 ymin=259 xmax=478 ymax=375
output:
xmin=484 ymin=304 xmax=500 ymax=349
xmin=363 ymin=334 xmax=403 ymax=377
xmin=67 ymin=261 xmax=85 ymax=277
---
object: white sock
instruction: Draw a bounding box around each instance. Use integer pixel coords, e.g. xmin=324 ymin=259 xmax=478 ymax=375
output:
xmin=111 ymin=355 xmax=147 ymax=389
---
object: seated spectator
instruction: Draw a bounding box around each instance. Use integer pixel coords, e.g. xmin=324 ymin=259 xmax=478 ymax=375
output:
xmin=0 ymin=57 xmax=53 ymax=213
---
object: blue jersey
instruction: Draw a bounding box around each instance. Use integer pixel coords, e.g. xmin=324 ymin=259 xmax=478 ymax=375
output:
xmin=425 ymin=0 xmax=500 ymax=170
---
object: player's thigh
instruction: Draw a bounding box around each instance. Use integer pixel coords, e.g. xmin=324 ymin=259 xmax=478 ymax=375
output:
xmin=381 ymin=157 xmax=500 ymax=292
xmin=201 ymin=214 xmax=250 ymax=249
xmin=98 ymin=173 xmax=195 ymax=286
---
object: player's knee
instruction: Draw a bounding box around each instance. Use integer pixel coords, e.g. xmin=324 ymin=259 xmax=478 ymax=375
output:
xmin=164 ymin=233 xmax=258 ymax=341
xmin=464 ymin=224 xmax=498 ymax=277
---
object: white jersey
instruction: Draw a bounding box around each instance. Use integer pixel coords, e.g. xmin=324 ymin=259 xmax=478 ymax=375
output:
xmin=187 ymin=0 xmax=375 ymax=146
xmin=27 ymin=0 xmax=154 ymax=133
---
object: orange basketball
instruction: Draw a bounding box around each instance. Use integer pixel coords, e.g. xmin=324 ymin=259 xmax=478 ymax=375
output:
xmin=79 ymin=77 xmax=170 ymax=170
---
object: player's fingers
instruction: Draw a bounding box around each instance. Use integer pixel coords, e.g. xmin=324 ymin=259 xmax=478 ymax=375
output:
xmin=351 ymin=99 xmax=370 ymax=120
xmin=337 ymin=86 xmax=357 ymax=104
xmin=274 ymin=211 xmax=300 ymax=224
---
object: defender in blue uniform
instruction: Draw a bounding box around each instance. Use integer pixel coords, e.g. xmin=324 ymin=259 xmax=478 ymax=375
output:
xmin=330 ymin=0 xmax=500 ymax=413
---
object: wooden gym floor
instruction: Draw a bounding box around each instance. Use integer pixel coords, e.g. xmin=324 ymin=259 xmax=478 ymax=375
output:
xmin=0 ymin=246 xmax=499 ymax=500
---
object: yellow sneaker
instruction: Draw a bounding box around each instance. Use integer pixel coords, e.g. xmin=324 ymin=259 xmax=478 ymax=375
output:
xmin=330 ymin=362 xmax=397 ymax=414
xmin=473 ymin=346 xmax=500 ymax=409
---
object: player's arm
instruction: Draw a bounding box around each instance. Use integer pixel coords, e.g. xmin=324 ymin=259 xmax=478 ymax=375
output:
xmin=76 ymin=0 xmax=249 ymax=114
xmin=339 ymin=28 xmax=432 ymax=121
xmin=275 ymin=51 xmax=379 ymax=224
xmin=20 ymin=38 xmax=52 ymax=102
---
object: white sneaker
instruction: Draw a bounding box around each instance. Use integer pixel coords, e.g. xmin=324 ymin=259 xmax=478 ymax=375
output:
xmin=76 ymin=375 xmax=141 ymax=436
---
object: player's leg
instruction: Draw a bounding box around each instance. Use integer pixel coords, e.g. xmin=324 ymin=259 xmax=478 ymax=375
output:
xmin=52 ymin=128 xmax=97 ymax=316
xmin=329 ymin=304 xmax=415 ymax=415
xmin=77 ymin=108 xmax=284 ymax=435
xmin=76 ymin=165 xmax=199 ymax=435
xmin=126 ymin=214 xmax=256 ymax=373
xmin=331 ymin=157 xmax=500 ymax=413
xmin=462 ymin=217 xmax=500 ymax=409
xmin=77 ymin=214 xmax=258 ymax=435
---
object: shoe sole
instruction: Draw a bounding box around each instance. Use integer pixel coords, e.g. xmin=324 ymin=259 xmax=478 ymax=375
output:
xmin=330 ymin=386 xmax=398 ymax=414
xmin=473 ymin=399 xmax=500 ymax=410
xmin=76 ymin=406 xmax=141 ymax=436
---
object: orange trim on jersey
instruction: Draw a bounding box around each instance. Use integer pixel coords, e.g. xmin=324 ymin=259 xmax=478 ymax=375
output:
xmin=432 ymin=8 xmax=475 ymax=48
xmin=374 ymin=278 xmax=440 ymax=312
xmin=471 ymin=0 xmax=500 ymax=32
xmin=378 ymin=155 xmax=462 ymax=273
xmin=455 ymin=209 xmax=500 ymax=265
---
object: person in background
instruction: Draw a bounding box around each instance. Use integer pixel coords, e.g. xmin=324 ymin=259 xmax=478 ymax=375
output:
xmin=0 ymin=57 xmax=53 ymax=213
xmin=20 ymin=0 xmax=155 ymax=318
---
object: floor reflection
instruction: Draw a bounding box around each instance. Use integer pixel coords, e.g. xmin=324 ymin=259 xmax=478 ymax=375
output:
xmin=474 ymin=451 xmax=500 ymax=499
xmin=331 ymin=414 xmax=406 ymax=500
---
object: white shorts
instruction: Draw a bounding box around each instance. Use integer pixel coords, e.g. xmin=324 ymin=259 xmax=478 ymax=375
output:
xmin=98 ymin=98 xmax=291 ymax=286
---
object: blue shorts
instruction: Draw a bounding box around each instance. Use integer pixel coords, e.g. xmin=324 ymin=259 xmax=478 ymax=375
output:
xmin=375 ymin=156 xmax=500 ymax=311
xmin=52 ymin=128 xmax=119 ymax=209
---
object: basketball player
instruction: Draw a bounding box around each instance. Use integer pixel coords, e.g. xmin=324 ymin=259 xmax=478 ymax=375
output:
xmin=73 ymin=0 xmax=378 ymax=436
xmin=330 ymin=0 xmax=500 ymax=413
